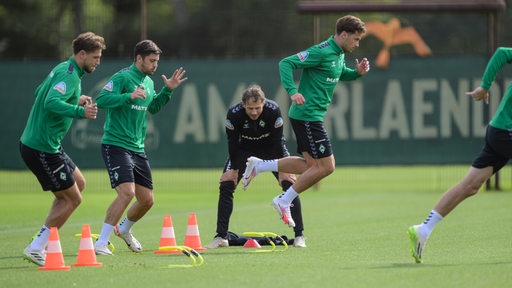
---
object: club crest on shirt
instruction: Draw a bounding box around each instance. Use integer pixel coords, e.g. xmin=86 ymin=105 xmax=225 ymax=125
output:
xmin=274 ymin=117 xmax=283 ymax=128
xmin=53 ymin=81 xmax=66 ymax=94
xmin=297 ymin=51 xmax=309 ymax=62
xmin=259 ymin=120 xmax=265 ymax=128
xmin=225 ymin=119 xmax=234 ymax=130
xmin=104 ymin=80 xmax=113 ymax=92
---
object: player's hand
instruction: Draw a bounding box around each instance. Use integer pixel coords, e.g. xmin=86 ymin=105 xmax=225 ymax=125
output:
xmin=130 ymin=85 xmax=146 ymax=100
xmin=291 ymin=93 xmax=305 ymax=105
xmin=78 ymin=95 xmax=93 ymax=106
xmin=220 ymin=169 xmax=238 ymax=184
xmin=466 ymin=86 xmax=489 ymax=104
xmin=356 ymin=57 xmax=370 ymax=75
xmin=162 ymin=67 xmax=188 ymax=90
xmin=84 ymin=103 xmax=98 ymax=119
xmin=278 ymin=172 xmax=296 ymax=187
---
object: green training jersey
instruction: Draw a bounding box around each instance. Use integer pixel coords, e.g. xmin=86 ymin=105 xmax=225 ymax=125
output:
xmin=20 ymin=57 xmax=86 ymax=153
xmin=279 ymin=36 xmax=361 ymax=122
xmin=482 ymin=47 xmax=512 ymax=130
xmin=96 ymin=64 xmax=173 ymax=152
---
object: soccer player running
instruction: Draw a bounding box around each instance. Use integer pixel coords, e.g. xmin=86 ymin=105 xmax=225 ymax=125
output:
xmin=20 ymin=32 xmax=105 ymax=266
xmin=408 ymin=47 xmax=512 ymax=264
xmin=94 ymin=40 xmax=187 ymax=255
xmin=243 ymin=15 xmax=370 ymax=227
xmin=205 ymin=85 xmax=307 ymax=249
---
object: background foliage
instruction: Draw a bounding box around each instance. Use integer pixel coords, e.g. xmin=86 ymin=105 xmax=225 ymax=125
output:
xmin=1 ymin=0 xmax=511 ymax=60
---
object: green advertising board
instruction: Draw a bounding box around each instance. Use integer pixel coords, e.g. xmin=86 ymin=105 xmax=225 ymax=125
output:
xmin=1 ymin=56 xmax=507 ymax=169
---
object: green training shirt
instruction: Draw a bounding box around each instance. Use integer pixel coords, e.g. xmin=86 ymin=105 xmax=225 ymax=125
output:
xmin=20 ymin=57 xmax=86 ymax=153
xmin=482 ymin=47 xmax=512 ymax=130
xmin=96 ymin=64 xmax=173 ymax=152
xmin=279 ymin=36 xmax=361 ymax=122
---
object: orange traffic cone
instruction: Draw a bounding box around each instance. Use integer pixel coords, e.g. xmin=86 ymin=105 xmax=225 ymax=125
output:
xmin=72 ymin=224 xmax=102 ymax=267
xmin=243 ymin=238 xmax=261 ymax=248
xmin=39 ymin=227 xmax=70 ymax=271
xmin=154 ymin=214 xmax=180 ymax=254
xmin=183 ymin=213 xmax=206 ymax=251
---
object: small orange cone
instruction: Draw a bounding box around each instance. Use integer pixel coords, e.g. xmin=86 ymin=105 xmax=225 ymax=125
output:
xmin=39 ymin=227 xmax=71 ymax=271
xmin=243 ymin=238 xmax=261 ymax=248
xmin=72 ymin=224 xmax=102 ymax=267
xmin=154 ymin=215 xmax=180 ymax=254
xmin=183 ymin=213 xmax=206 ymax=251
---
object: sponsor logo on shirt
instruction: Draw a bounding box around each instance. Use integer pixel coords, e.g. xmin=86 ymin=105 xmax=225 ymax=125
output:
xmin=297 ymin=51 xmax=309 ymax=62
xmin=318 ymin=41 xmax=330 ymax=49
xmin=225 ymin=119 xmax=234 ymax=130
xmin=274 ymin=117 xmax=283 ymax=128
xmin=104 ymin=80 xmax=113 ymax=91
xmin=326 ymin=77 xmax=339 ymax=83
xmin=53 ymin=81 xmax=66 ymax=94
xmin=241 ymin=132 xmax=270 ymax=141
xmin=131 ymin=105 xmax=147 ymax=111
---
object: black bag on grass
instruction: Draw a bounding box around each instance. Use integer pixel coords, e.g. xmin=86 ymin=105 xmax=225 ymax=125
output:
xmin=226 ymin=231 xmax=293 ymax=246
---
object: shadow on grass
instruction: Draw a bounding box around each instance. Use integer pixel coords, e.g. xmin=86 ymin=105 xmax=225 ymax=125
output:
xmin=355 ymin=261 xmax=512 ymax=270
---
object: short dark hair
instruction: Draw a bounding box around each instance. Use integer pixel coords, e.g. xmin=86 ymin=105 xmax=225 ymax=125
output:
xmin=72 ymin=32 xmax=106 ymax=54
xmin=335 ymin=15 xmax=366 ymax=35
xmin=134 ymin=40 xmax=162 ymax=60
xmin=242 ymin=84 xmax=266 ymax=104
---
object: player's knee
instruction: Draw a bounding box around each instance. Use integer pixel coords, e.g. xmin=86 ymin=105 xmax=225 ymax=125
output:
xmin=465 ymin=182 xmax=484 ymax=197
xmin=73 ymin=194 xmax=82 ymax=208
xmin=141 ymin=197 xmax=154 ymax=208
xmin=319 ymin=164 xmax=334 ymax=177
xmin=72 ymin=169 xmax=86 ymax=192
xmin=66 ymin=191 xmax=82 ymax=209
xmin=75 ymin=178 xmax=86 ymax=192
xmin=219 ymin=181 xmax=235 ymax=194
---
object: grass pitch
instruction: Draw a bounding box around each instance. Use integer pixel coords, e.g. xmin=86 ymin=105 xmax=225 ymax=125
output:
xmin=0 ymin=166 xmax=511 ymax=287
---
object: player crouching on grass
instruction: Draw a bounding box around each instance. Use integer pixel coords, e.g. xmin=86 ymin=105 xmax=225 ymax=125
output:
xmin=205 ymin=84 xmax=307 ymax=249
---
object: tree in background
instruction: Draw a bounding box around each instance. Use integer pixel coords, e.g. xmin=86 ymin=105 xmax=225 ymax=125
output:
xmin=0 ymin=0 xmax=509 ymax=60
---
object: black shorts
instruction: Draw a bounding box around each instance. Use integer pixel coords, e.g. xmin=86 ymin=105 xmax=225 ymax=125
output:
xmin=472 ymin=125 xmax=512 ymax=174
xmin=19 ymin=142 xmax=76 ymax=192
xmin=290 ymin=118 xmax=333 ymax=159
xmin=101 ymin=144 xmax=153 ymax=189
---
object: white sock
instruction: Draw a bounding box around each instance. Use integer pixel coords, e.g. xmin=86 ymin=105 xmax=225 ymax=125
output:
xmin=30 ymin=225 xmax=50 ymax=251
xmin=277 ymin=186 xmax=299 ymax=205
xmin=419 ymin=210 xmax=443 ymax=238
xmin=117 ymin=217 xmax=136 ymax=234
xmin=96 ymin=223 xmax=114 ymax=246
xmin=258 ymin=159 xmax=278 ymax=173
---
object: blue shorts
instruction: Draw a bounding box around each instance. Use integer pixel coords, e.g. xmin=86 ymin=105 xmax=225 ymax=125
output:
xmin=472 ymin=125 xmax=512 ymax=174
xmin=290 ymin=118 xmax=333 ymax=159
xmin=19 ymin=142 xmax=76 ymax=192
xmin=101 ymin=144 xmax=153 ymax=189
